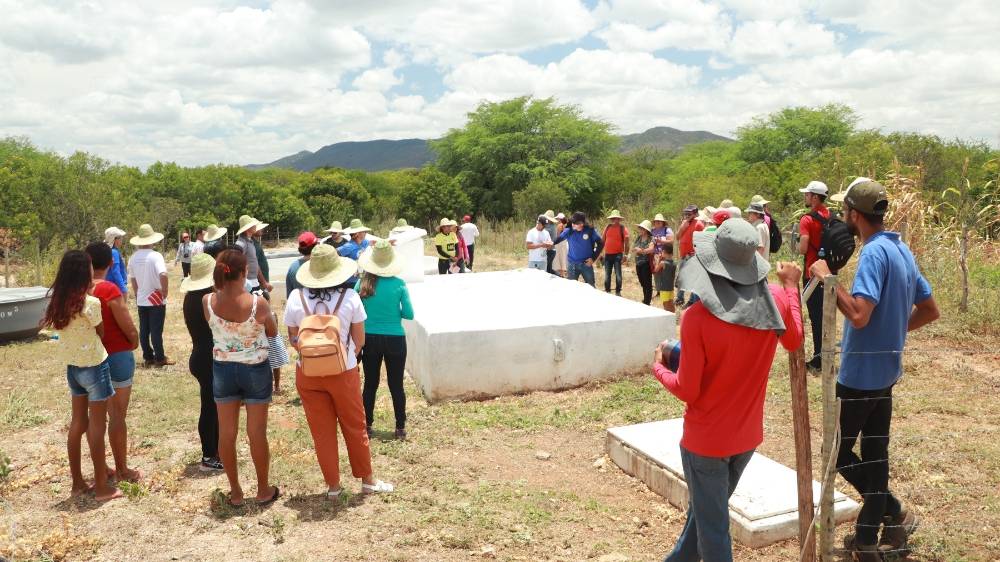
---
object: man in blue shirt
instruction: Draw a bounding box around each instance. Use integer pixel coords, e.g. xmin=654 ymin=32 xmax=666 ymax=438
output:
xmin=810 ymin=178 xmax=939 ymax=560
xmin=555 ymin=212 xmax=604 ymax=287
xmin=104 ymin=226 xmax=129 ymax=295
xmin=337 ymin=219 xmax=372 ymax=261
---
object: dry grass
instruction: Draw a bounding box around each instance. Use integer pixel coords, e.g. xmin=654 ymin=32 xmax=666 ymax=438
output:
xmin=0 ymin=233 xmax=998 ymax=561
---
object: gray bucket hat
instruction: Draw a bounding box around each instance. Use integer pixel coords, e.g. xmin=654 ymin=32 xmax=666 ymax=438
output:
xmin=676 ymin=219 xmax=785 ymax=332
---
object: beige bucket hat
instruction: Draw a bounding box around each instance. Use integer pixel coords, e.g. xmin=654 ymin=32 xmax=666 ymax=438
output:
xmin=204 ymin=224 xmax=227 ymax=242
xmin=326 ymin=220 xmax=344 ymax=234
xmin=750 ymin=194 xmax=770 ymax=206
xmin=636 ymin=220 xmax=653 ymax=234
xmin=236 ymin=214 xmax=260 ymax=236
xmin=343 ymin=218 xmax=371 ymax=235
xmin=652 ymin=213 xmax=667 ymax=223
xmin=607 ymin=209 xmax=624 ymax=220
xmin=295 ymin=244 xmax=358 ymax=289
xmin=358 ymin=239 xmax=404 ymax=277
xmin=180 ymin=253 xmax=216 ymax=293
xmin=391 ymin=218 xmax=413 ymax=233
xmin=129 ymin=224 xmax=164 ymax=246
xmin=437 ymin=218 xmax=453 ymax=232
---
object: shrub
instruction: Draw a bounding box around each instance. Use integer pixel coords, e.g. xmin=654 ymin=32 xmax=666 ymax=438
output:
xmin=512 ymin=178 xmax=570 ymax=219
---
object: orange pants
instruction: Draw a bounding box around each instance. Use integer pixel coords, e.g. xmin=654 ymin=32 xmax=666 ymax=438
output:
xmin=295 ymin=366 xmax=372 ymax=486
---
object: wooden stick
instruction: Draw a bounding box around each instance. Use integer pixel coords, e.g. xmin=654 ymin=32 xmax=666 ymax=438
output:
xmin=819 ymin=274 xmax=838 ymax=561
xmin=789 ymin=342 xmax=815 ymax=561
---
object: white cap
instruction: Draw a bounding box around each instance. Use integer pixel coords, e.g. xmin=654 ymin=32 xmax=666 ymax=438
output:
xmin=799 ymin=180 xmax=829 ymax=196
xmin=104 ymin=226 xmax=126 ymax=245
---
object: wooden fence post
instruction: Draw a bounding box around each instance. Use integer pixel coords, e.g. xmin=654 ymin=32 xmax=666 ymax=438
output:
xmin=34 ymin=240 xmax=42 ymax=286
xmin=819 ymin=274 xmax=839 ymax=561
xmin=789 ymin=343 xmax=815 ymax=561
xmin=3 ymin=245 xmax=10 ymax=287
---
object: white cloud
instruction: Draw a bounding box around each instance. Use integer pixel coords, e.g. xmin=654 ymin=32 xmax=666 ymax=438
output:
xmin=728 ymin=19 xmax=838 ymax=63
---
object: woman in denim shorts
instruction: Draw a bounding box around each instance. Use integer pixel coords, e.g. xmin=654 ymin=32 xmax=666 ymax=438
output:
xmin=203 ymin=249 xmax=280 ymax=507
xmin=86 ymin=242 xmax=142 ymax=483
xmin=42 ymin=250 xmax=122 ymax=501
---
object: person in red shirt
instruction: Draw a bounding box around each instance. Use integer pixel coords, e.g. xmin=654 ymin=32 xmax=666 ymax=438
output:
xmin=798 ymin=180 xmax=830 ymax=372
xmin=85 ymin=242 xmax=142 ymax=483
xmin=673 ymin=205 xmax=705 ymax=322
xmin=596 ymin=209 xmax=630 ymax=295
xmin=651 ymin=219 xmax=803 ymax=562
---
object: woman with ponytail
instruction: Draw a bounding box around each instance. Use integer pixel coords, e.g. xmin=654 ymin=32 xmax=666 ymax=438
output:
xmin=43 ymin=250 xmax=122 ymax=501
xmin=202 ymin=249 xmax=280 ymax=507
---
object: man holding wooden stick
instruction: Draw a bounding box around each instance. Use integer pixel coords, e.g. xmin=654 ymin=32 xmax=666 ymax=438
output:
xmin=810 ymin=178 xmax=940 ymax=560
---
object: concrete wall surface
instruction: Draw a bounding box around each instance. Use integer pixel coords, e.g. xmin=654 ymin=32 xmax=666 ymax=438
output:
xmin=403 ymin=269 xmax=675 ymax=402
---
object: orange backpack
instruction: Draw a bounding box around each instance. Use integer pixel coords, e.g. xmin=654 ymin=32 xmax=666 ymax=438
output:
xmin=296 ymin=289 xmax=349 ymax=377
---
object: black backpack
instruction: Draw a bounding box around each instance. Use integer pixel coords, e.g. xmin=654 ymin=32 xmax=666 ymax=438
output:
xmin=767 ymin=214 xmax=782 ymax=253
xmin=810 ymin=211 xmax=856 ymax=273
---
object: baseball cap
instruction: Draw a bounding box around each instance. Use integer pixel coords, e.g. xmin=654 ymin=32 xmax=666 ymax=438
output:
xmin=843 ymin=177 xmax=889 ymax=215
xmin=712 ymin=210 xmax=731 ymax=225
xmin=463 ymin=215 xmax=472 ymax=223
xmin=298 ymin=231 xmax=318 ymax=247
xmin=799 ymin=181 xmax=829 ymax=196
xmin=683 ymin=204 xmax=699 ymax=214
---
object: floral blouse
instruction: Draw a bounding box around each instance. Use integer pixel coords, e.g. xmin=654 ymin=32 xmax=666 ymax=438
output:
xmin=207 ymin=294 xmax=269 ymax=365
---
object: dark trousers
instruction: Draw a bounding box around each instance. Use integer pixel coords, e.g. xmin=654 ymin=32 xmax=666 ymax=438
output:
xmin=189 ymin=353 xmax=218 ymax=458
xmin=138 ymin=305 xmax=166 ymax=362
xmin=836 ymin=383 xmax=902 ymax=544
xmin=361 ymin=334 xmax=408 ymax=430
xmin=636 ymin=261 xmax=653 ymax=305
xmin=603 ymin=253 xmax=623 ymax=293
xmin=664 ymin=446 xmax=755 ymax=562
xmin=438 ymin=258 xmax=449 ymax=275
xmin=467 ymin=244 xmax=475 ymax=269
xmin=181 ymin=262 xmax=191 ymax=277
xmin=805 ymin=277 xmax=825 ymax=365
xmin=545 ymin=248 xmax=556 ymax=274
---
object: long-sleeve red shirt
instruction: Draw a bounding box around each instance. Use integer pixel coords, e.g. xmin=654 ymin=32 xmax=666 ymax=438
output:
xmin=653 ymin=283 xmax=803 ymax=457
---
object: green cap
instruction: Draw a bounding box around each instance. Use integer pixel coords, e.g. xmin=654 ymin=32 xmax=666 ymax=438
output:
xmin=843 ymin=178 xmax=888 ymax=215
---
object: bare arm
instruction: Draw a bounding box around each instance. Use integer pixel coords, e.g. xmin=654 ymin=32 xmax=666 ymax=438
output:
xmin=834 ymin=284 xmax=877 ymax=329
xmin=908 ymin=297 xmax=940 ymax=332
xmin=159 ymin=273 xmax=169 ymax=300
xmin=350 ymin=321 xmax=365 ymax=352
xmin=108 ymin=296 xmax=139 ymax=348
xmin=798 ymin=234 xmax=810 ymax=256
xmin=256 ymin=298 xmax=277 ymax=338
xmin=130 ymin=278 xmax=138 ymax=295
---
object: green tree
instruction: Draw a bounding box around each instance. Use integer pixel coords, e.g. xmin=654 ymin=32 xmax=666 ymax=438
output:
xmin=397 ymin=167 xmax=471 ymax=229
xmin=736 ymin=104 xmax=857 ymax=163
xmin=433 ymin=96 xmax=618 ymax=217
xmin=512 ymin=178 xmax=570 ymax=219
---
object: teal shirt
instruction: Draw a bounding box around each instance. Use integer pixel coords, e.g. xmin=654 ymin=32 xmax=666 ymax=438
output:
xmin=354 ymin=276 xmax=414 ymax=336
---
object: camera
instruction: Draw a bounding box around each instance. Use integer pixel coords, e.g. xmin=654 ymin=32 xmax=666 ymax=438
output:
xmin=659 ymin=339 xmax=681 ymax=372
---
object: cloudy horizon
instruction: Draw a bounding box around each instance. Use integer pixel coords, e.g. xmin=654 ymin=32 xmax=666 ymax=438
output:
xmin=1 ymin=0 xmax=998 ymax=168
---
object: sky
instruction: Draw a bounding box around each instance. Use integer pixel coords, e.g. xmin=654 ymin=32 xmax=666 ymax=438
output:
xmin=1 ymin=0 xmax=998 ymax=168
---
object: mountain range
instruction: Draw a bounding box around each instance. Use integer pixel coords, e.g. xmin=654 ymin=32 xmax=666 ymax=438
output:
xmin=246 ymin=126 xmax=731 ymax=172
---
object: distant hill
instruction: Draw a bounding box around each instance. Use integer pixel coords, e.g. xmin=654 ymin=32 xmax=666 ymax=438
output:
xmin=247 ymin=127 xmax=731 ymax=172
xmin=619 ymin=126 xmax=732 ymax=153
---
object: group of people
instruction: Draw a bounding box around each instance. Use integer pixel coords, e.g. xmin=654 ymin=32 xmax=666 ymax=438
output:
xmin=45 ymin=214 xmax=417 ymax=506
xmin=647 ymin=178 xmax=939 ymax=561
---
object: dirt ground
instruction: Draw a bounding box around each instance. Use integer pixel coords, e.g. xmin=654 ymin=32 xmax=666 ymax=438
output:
xmin=1 ymin=249 xmax=998 ymax=561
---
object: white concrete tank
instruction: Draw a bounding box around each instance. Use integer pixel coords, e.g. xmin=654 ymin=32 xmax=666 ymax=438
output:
xmin=388 ymin=227 xmax=429 ymax=283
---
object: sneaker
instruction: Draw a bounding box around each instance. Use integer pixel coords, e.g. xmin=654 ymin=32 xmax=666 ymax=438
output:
xmin=806 ymin=356 xmax=822 ymax=373
xmin=199 ymin=457 xmax=224 ymax=472
xmin=879 ymin=508 xmax=919 ymax=556
xmin=395 ymin=428 xmax=407 ymax=441
xmin=154 ymin=357 xmax=176 ymax=367
xmin=366 ymin=426 xmax=373 ymax=438
xmin=848 ymin=540 xmax=882 ymax=562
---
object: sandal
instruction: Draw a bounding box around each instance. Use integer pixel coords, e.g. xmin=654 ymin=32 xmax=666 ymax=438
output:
xmin=257 ymin=486 xmax=281 ymax=506
xmin=361 ymin=480 xmax=394 ymax=494
xmin=327 ymin=487 xmax=344 ymax=499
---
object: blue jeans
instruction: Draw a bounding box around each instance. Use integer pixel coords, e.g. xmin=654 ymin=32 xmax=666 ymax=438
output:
xmin=106 ymin=350 xmax=135 ymax=388
xmin=138 ymin=305 xmax=166 ymax=362
xmin=528 ymin=260 xmax=546 ymax=271
xmin=567 ymin=261 xmax=595 ymax=287
xmin=212 ymin=360 xmax=273 ymax=404
xmin=603 ymin=253 xmax=623 ymax=293
xmin=67 ymin=361 xmax=115 ymax=401
xmin=664 ymin=446 xmax=755 ymax=562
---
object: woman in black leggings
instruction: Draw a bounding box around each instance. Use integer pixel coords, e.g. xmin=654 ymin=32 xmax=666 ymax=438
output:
xmin=181 ymin=253 xmax=222 ymax=471
xmin=356 ymin=240 xmax=414 ymax=440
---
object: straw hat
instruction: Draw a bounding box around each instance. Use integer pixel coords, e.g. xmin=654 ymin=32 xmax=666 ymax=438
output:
xmin=295 ymin=244 xmax=358 ymax=289
xmin=544 ymin=210 xmax=556 ymax=221
xmin=204 ymin=224 xmax=227 ymax=242
xmin=652 ymin=213 xmax=667 ymax=223
xmin=437 ymin=217 xmax=453 ymax=232
xmin=255 ymin=220 xmax=269 ymax=232
xmin=326 ymin=220 xmax=344 ymax=234
xmin=750 ymin=194 xmax=770 ymax=206
xmin=130 ymin=224 xmax=164 ymax=246
xmin=390 ymin=218 xmax=413 ymax=234
xmin=607 ymin=209 xmax=624 ymax=220
xmin=343 ymin=218 xmax=371 ymax=235
xmin=236 ymin=215 xmax=260 ymax=236
xmin=636 ymin=220 xmax=653 ymax=234
xmin=104 ymin=226 xmax=126 ymax=245
xmin=358 ymin=239 xmax=404 ymax=277
xmin=698 ymin=208 xmax=714 ymax=224
xmin=180 ymin=254 xmax=216 ymax=293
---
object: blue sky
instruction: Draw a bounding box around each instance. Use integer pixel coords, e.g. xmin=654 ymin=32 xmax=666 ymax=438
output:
xmin=0 ymin=0 xmax=997 ymax=166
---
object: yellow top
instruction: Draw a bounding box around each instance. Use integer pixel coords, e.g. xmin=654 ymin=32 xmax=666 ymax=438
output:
xmin=58 ymin=295 xmax=108 ymax=367
xmin=433 ymin=232 xmax=458 ymax=257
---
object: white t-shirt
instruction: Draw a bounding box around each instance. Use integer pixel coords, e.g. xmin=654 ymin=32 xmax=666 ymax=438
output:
xmin=284 ymin=288 xmax=367 ymax=371
xmin=128 ymin=249 xmax=167 ymax=306
xmin=192 ymin=240 xmax=205 ymax=256
xmin=525 ymin=228 xmax=552 ymax=262
xmin=459 ymin=223 xmax=480 ymax=246
xmin=754 ymin=220 xmax=770 ymax=262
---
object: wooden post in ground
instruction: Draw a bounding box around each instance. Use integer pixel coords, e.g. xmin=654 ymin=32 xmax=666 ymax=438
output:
xmin=3 ymin=245 xmax=10 ymax=287
xmin=34 ymin=240 xmax=42 ymax=286
xmin=789 ymin=342 xmax=815 ymax=561
xmin=819 ymin=274 xmax=839 ymax=561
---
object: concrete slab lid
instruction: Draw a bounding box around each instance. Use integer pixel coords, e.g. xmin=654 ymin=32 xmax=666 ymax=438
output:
xmin=406 ymin=269 xmax=670 ymax=333
xmin=608 ymin=419 xmax=852 ymax=522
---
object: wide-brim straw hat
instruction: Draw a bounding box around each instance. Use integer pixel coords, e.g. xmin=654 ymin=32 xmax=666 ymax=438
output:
xmin=750 ymin=194 xmax=770 ymax=206
xmin=204 ymin=224 xmax=227 ymax=242
xmin=130 ymin=224 xmax=164 ymax=246
xmin=698 ymin=208 xmax=714 ymax=224
xmin=236 ymin=214 xmax=261 ymax=236
xmin=544 ymin=210 xmax=557 ymax=222
xmin=636 ymin=220 xmax=653 ymax=234
xmin=295 ymin=244 xmax=358 ymax=289
xmin=358 ymin=239 xmax=404 ymax=277
xmin=326 ymin=220 xmax=344 ymax=234
xmin=255 ymin=220 xmax=269 ymax=232
xmin=180 ymin=253 xmax=216 ymax=293
xmin=607 ymin=209 xmax=624 ymax=220
xmin=391 ymin=218 xmax=413 ymax=233
xmin=437 ymin=217 xmax=453 ymax=232
xmin=343 ymin=218 xmax=371 ymax=235
xmin=652 ymin=213 xmax=667 ymax=223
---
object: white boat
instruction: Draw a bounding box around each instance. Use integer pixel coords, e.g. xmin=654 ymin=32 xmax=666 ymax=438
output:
xmin=0 ymin=287 xmax=50 ymax=342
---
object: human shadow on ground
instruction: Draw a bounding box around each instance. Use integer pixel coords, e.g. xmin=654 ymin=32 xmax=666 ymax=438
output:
xmin=181 ymin=461 xmax=225 ymax=480
xmin=284 ymin=491 xmax=369 ymax=522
